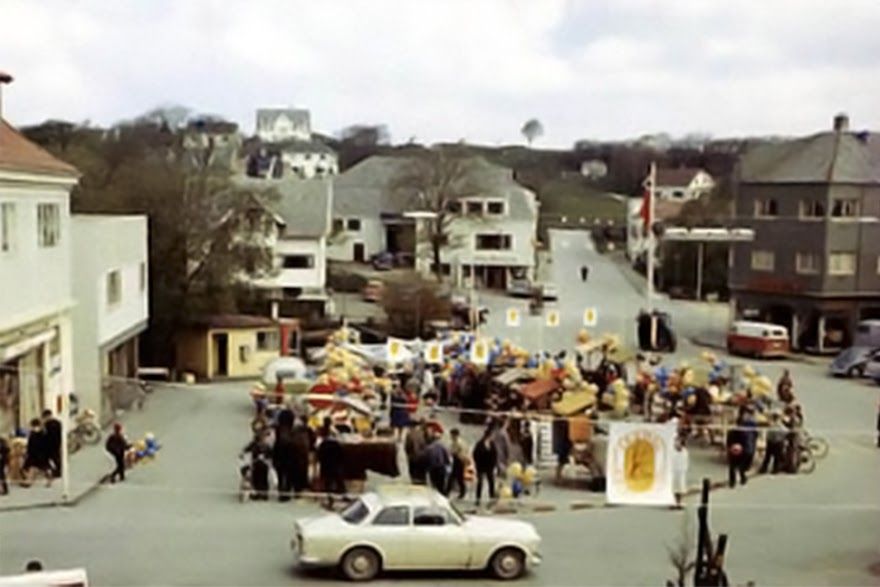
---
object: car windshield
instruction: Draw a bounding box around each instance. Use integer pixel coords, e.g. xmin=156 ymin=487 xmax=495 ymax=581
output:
xmin=340 ymin=499 xmax=370 ymax=524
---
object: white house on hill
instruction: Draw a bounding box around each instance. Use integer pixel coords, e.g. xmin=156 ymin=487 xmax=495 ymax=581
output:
xmin=251 ymin=108 xmax=338 ymax=179
xmin=645 ymin=167 xmax=715 ymax=201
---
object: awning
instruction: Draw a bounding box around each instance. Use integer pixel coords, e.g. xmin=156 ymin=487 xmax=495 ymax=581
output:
xmin=1 ymin=328 xmax=56 ymax=362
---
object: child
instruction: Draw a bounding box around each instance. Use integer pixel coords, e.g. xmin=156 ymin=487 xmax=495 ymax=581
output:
xmin=671 ymin=435 xmax=689 ymax=509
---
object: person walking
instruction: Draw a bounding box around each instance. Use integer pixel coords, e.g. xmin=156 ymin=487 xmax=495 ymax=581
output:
xmin=241 ymin=430 xmax=273 ymax=500
xmin=580 ymin=265 xmax=589 ymax=282
xmin=759 ymin=413 xmax=786 ymax=474
xmin=472 ymin=429 xmax=498 ymax=506
xmin=0 ymin=435 xmax=10 ymax=495
xmin=389 ymin=386 xmax=410 ymax=441
xmin=290 ymin=415 xmax=314 ymax=495
xmin=42 ymin=409 xmax=62 ymax=478
xmin=446 ymin=428 xmax=469 ymax=499
xmin=671 ymin=436 xmax=689 ymax=508
xmin=492 ymin=419 xmax=511 ymax=479
xmin=317 ymin=424 xmax=345 ymax=495
xmin=424 ymin=433 xmax=451 ymax=495
xmin=104 ymin=423 xmax=130 ymax=484
xmin=726 ymin=417 xmax=749 ymax=488
xmin=23 ymin=419 xmax=53 ymax=486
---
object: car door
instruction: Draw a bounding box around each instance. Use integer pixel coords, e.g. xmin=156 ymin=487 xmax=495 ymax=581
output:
xmin=368 ymin=505 xmax=412 ymax=569
xmin=408 ymin=506 xmax=472 ymax=569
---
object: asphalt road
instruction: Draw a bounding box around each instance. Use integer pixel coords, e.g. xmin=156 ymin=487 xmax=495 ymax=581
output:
xmin=1 ymin=228 xmax=879 ymax=586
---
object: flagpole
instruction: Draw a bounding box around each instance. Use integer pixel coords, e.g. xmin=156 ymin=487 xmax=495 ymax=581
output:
xmin=647 ymin=161 xmax=658 ymax=348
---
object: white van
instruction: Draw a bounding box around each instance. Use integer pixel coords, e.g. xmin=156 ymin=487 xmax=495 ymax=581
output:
xmin=0 ymin=569 xmax=88 ymax=587
xmin=727 ymin=320 xmax=790 ymax=358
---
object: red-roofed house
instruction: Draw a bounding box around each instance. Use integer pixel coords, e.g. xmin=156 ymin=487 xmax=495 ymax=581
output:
xmin=644 ymin=167 xmax=715 ymax=201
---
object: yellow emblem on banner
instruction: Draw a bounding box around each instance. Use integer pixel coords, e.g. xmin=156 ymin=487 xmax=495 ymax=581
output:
xmin=506 ymin=308 xmax=520 ymax=327
xmin=623 ymin=438 xmax=655 ymax=492
xmin=424 ymin=342 xmax=442 ymax=364
xmin=546 ymin=310 xmax=560 ymax=328
xmin=583 ymin=307 xmax=597 ymax=327
xmin=471 ymin=339 xmax=488 ymax=364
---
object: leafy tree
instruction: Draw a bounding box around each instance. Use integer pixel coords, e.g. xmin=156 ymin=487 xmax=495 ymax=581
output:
xmin=338 ymin=124 xmax=390 ymax=147
xmin=390 ymin=150 xmax=487 ymax=282
xmin=521 ymin=118 xmax=544 ymax=146
xmin=380 ymin=278 xmax=451 ymax=338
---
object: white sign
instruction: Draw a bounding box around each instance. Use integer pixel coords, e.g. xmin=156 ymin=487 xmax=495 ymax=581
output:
xmin=386 ymin=338 xmax=406 ymax=364
xmin=583 ymin=307 xmax=598 ymax=327
xmin=424 ymin=341 xmax=443 ymax=365
xmin=606 ymin=422 xmax=675 ymax=506
xmin=470 ymin=338 xmax=489 ymax=365
xmin=545 ymin=310 xmax=560 ymax=328
xmin=505 ymin=308 xmax=521 ymax=327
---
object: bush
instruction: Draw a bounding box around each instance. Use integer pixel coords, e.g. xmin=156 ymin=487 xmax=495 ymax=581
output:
xmin=327 ymin=265 xmax=368 ymax=293
xmin=380 ymin=279 xmax=452 ymax=338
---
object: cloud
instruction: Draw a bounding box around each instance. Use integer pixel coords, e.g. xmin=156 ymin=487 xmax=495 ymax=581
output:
xmin=0 ymin=0 xmax=878 ymax=146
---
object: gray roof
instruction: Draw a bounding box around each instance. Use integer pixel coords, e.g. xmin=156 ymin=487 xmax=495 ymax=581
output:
xmin=233 ymin=175 xmax=331 ymax=238
xmin=739 ymin=130 xmax=880 ymax=184
xmin=256 ymin=108 xmax=310 ymax=133
xmin=332 ymin=155 xmax=536 ymax=220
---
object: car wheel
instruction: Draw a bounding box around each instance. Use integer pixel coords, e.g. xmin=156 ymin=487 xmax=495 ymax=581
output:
xmin=489 ymin=547 xmax=526 ymax=580
xmin=340 ymin=547 xmax=380 ymax=582
xmin=847 ymin=366 xmax=864 ymax=378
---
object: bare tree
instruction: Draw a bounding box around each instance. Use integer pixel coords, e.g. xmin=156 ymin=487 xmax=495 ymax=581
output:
xmin=521 ymin=118 xmax=544 ymax=146
xmin=390 ymin=150 xmax=487 ymax=281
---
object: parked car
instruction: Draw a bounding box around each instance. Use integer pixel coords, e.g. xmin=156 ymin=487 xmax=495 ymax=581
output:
xmin=292 ymin=486 xmax=541 ymax=581
xmin=535 ymin=283 xmax=558 ymax=301
xmin=363 ymin=279 xmax=385 ymax=302
xmin=726 ymin=320 xmax=789 ymax=358
xmin=370 ymin=252 xmax=394 ymax=271
xmin=506 ymin=278 xmax=532 ymax=298
xmin=864 ymin=352 xmax=880 ymax=384
xmin=829 ymin=346 xmax=879 ymax=378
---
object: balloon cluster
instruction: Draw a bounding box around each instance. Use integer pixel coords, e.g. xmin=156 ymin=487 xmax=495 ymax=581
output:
xmin=498 ymin=462 xmax=539 ymax=499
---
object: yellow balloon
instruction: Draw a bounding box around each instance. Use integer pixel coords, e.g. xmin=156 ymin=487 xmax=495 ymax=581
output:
xmin=507 ymin=462 xmax=523 ymax=479
xmin=499 ymin=486 xmax=513 ymax=499
xmin=522 ymin=466 xmax=536 ymax=486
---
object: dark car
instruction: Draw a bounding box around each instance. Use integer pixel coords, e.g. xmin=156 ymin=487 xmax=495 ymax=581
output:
xmin=370 ymin=252 xmax=394 ymax=271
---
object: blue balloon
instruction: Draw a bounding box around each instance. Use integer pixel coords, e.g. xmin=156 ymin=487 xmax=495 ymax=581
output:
xmin=512 ymin=479 xmax=524 ymax=498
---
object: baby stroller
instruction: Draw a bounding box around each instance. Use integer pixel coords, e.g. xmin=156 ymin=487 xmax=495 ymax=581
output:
xmin=238 ymin=455 xmax=253 ymax=503
xmin=239 ymin=451 xmax=271 ymax=502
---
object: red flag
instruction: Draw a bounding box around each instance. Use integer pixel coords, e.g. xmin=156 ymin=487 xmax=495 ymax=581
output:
xmin=639 ymin=185 xmax=652 ymax=234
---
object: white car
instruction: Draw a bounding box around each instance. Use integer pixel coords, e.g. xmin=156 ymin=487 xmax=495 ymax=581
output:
xmin=292 ymin=486 xmax=541 ymax=581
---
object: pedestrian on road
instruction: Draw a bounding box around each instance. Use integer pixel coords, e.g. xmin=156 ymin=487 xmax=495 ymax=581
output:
xmin=273 ymin=408 xmax=295 ymax=501
xmin=726 ymin=415 xmax=750 ymax=488
xmin=23 ymin=418 xmax=53 ymax=486
xmin=492 ymin=419 xmax=511 ymax=479
xmin=241 ymin=430 xmax=272 ymax=500
xmin=317 ymin=423 xmax=345 ymax=495
xmin=0 ymin=435 xmax=10 ymax=495
xmin=291 ymin=415 xmax=314 ymax=495
xmin=446 ymin=428 xmax=469 ymax=499
xmin=776 ymin=369 xmax=795 ymax=405
xmin=389 ymin=385 xmax=410 ymax=441
xmin=472 ymin=428 xmax=498 ymax=506
xmin=104 ymin=423 xmax=130 ymax=484
xmin=425 ymin=432 xmax=451 ymax=495
xmin=580 ymin=265 xmax=589 ymax=282
xmin=42 ymin=409 xmax=62 ymax=478
xmin=671 ymin=435 xmax=689 ymax=508
xmin=759 ymin=413 xmax=786 ymax=474
xmin=404 ymin=419 xmax=428 ymax=484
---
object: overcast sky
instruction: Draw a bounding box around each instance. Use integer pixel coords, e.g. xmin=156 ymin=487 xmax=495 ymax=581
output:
xmin=2 ymin=0 xmax=879 ymax=147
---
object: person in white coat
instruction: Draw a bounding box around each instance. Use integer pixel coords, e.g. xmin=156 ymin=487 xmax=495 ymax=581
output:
xmin=671 ymin=435 xmax=689 ymax=509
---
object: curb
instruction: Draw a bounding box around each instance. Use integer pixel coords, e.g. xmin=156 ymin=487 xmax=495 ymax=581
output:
xmin=689 ymin=338 xmax=831 ymax=367
xmin=0 ymin=478 xmax=103 ymax=514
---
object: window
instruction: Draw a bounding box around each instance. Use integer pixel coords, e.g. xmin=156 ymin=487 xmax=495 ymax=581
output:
xmin=475 ymin=234 xmax=512 ymax=250
xmin=750 ymin=250 xmax=775 ymax=271
xmin=373 ymin=506 xmax=410 ymax=526
xmin=831 ymin=198 xmax=859 ymax=218
xmin=256 ymin=330 xmax=279 ymax=351
xmin=753 ymin=199 xmax=778 ymax=218
xmin=673 ymin=190 xmax=685 ymax=198
xmin=486 ymin=201 xmax=505 ymax=215
xmin=37 ymin=203 xmax=60 ymax=247
xmin=828 ymin=252 xmax=856 ymax=276
xmin=799 ymin=200 xmax=825 ymax=218
xmin=347 ymin=218 xmax=362 ymax=231
xmin=413 ymin=506 xmax=450 ymax=526
xmin=139 ymin=262 xmax=147 ymax=292
xmin=332 ymin=218 xmax=344 ymax=232
xmin=0 ymin=202 xmax=15 ymax=252
xmin=282 ymin=255 xmax=315 ymax=269
xmin=466 ymin=201 xmax=483 ymax=215
xmin=795 ymin=252 xmax=820 ymax=275
xmin=106 ymin=270 xmax=122 ymax=305
xmin=341 ymin=499 xmax=370 ymax=524
xmin=447 ymin=201 xmax=462 ymax=214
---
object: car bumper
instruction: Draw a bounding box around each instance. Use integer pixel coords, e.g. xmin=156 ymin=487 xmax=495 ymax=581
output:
xmin=528 ymin=552 xmax=543 ymax=568
xmin=291 ymin=539 xmax=326 ymax=567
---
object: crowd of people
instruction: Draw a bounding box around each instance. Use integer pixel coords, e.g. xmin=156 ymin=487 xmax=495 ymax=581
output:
xmin=0 ymin=409 xmax=63 ymax=495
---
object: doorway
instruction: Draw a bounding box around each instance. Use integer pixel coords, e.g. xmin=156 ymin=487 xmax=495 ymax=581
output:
xmin=212 ymin=333 xmax=229 ymax=377
xmin=353 ymin=242 xmax=365 ymax=262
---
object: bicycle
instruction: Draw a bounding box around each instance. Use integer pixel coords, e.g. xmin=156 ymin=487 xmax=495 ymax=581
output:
xmin=67 ymin=409 xmax=102 ymax=454
xmin=802 ymin=430 xmax=829 ymax=459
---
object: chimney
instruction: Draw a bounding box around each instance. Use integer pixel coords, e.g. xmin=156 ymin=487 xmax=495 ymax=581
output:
xmin=0 ymin=70 xmax=13 ymax=120
xmin=833 ymin=112 xmax=849 ymax=133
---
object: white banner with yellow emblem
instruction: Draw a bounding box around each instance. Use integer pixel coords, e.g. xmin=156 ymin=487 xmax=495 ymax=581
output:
xmin=386 ymin=337 xmax=406 ymax=365
xmin=424 ymin=341 xmax=443 ymax=365
xmin=606 ymin=422 xmax=675 ymax=506
xmin=470 ymin=338 xmax=489 ymax=365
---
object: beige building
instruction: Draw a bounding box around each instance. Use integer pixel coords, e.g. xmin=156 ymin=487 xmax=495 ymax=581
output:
xmin=175 ymin=315 xmax=280 ymax=380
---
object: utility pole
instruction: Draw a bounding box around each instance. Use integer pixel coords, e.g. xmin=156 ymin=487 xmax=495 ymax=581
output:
xmin=646 ymin=161 xmax=658 ymax=349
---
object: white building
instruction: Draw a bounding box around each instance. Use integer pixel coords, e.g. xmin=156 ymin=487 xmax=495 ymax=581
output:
xmin=328 ymin=155 xmax=539 ymax=289
xmin=70 ymin=215 xmax=149 ymax=423
xmin=235 ymin=176 xmax=332 ymax=319
xmin=250 ymin=108 xmax=339 ymax=179
xmin=645 ymin=167 xmax=715 ymax=201
xmin=580 ymin=159 xmax=608 ymax=179
xmin=0 ymin=117 xmax=79 ymax=434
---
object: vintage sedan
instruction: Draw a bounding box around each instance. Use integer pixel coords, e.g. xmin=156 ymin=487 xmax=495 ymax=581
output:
xmin=292 ymin=486 xmax=541 ymax=581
